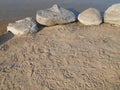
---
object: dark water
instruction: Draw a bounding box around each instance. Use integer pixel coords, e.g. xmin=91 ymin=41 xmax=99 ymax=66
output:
xmin=0 ymin=0 xmax=120 ymax=20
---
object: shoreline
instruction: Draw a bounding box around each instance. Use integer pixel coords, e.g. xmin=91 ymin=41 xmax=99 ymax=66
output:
xmin=0 ymin=18 xmax=119 ymax=36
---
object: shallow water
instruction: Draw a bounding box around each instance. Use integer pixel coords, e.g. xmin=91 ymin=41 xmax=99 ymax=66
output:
xmin=0 ymin=0 xmax=120 ymax=20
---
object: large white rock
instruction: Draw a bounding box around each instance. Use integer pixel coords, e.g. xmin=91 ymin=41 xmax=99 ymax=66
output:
xmin=78 ymin=8 xmax=102 ymax=25
xmin=104 ymin=3 xmax=120 ymax=25
xmin=36 ymin=4 xmax=76 ymax=26
xmin=7 ymin=17 xmax=38 ymax=35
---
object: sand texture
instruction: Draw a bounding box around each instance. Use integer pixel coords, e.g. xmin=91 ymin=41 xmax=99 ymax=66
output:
xmin=0 ymin=21 xmax=120 ymax=90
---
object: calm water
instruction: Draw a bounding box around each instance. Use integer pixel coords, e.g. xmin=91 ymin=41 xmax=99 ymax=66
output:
xmin=0 ymin=0 xmax=120 ymax=20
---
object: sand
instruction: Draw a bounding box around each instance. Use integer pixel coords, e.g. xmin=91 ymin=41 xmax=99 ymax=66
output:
xmin=0 ymin=20 xmax=120 ymax=90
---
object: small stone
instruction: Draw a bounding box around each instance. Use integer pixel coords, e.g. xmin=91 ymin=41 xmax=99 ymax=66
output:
xmin=78 ymin=8 xmax=102 ymax=25
xmin=104 ymin=3 xmax=120 ymax=25
xmin=36 ymin=4 xmax=76 ymax=26
xmin=7 ymin=17 xmax=38 ymax=35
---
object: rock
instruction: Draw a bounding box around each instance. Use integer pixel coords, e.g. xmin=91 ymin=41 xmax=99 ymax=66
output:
xmin=36 ymin=4 xmax=76 ymax=26
xmin=104 ymin=3 xmax=120 ymax=25
xmin=7 ymin=17 xmax=38 ymax=35
xmin=78 ymin=8 xmax=102 ymax=25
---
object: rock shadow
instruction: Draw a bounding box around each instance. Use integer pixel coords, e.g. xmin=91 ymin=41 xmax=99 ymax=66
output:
xmin=101 ymin=11 xmax=104 ymax=22
xmin=68 ymin=8 xmax=79 ymax=21
xmin=36 ymin=22 xmax=45 ymax=32
xmin=0 ymin=32 xmax=14 ymax=45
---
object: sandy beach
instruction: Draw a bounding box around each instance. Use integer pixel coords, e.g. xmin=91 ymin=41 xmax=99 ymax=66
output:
xmin=0 ymin=19 xmax=120 ymax=89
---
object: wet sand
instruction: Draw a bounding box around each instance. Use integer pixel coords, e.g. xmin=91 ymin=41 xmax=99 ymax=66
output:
xmin=0 ymin=19 xmax=17 ymax=35
xmin=0 ymin=20 xmax=120 ymax=90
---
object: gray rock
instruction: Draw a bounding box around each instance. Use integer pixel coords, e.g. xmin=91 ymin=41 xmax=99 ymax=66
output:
xmin=78 ymin=8 xmax=102 ymax=25
xmin=104 ymin=3 xmax=120 ymax=25
xmin=7 ymin=17 xmax=38 ymax=35
xmin=36 ymin=4 xmax=76 ymax=26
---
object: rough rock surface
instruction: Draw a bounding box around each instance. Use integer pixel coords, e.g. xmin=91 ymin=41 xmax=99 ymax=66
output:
xmin=104 ymin=3 xmax=120 ymax=25
xmin=7 ymin=17 xmax=38 ymax=35
xmin=78 ymin=8 xmax=102 ymax=25
xmin=36 ymin=4 xmax=76 ymax=26
xmin=0 ymin=22 xmax=120 ymax=90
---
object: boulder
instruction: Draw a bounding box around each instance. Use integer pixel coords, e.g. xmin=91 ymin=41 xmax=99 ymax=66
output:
xmin=104 ymin=3 xmax=120 ymax=25
xmin=7 ymin=17 xmax=38 ymax=35
xmin=36 ymin=4 xmax=76 ymax=26
xmin=78 ymin=8 xmax=102 ymax=25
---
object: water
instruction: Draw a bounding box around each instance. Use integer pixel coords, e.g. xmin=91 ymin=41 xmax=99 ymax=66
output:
xmin=0 ymin=0 xmax=120 ymax=20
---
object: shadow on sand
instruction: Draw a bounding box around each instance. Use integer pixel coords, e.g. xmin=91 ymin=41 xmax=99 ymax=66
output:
xmin=0 ymin=23 xmax=45 ymax=45
xmin=0 ymin=32 xmax=14 ymax=45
